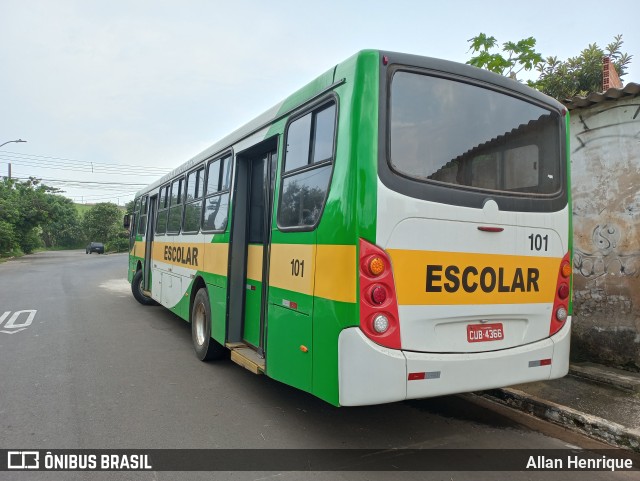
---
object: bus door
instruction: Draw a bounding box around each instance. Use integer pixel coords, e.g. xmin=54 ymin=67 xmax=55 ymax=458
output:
xmin=243 ymin=149 xmax=277 ymax=353
xmin=227 ymin=139 xmax=278 ymax=358
xmin=143 ymin=195 xmax=157 ymax=291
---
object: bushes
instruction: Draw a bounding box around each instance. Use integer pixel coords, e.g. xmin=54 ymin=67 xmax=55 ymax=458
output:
xmin=105 ymin=231 xmax=130 ymax=253
xmin=0 ymin=179 xmax=129 ymax=258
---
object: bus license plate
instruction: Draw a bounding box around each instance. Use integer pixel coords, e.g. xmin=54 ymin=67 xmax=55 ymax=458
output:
xmin=467 ymin=323 xmax=504 ymax=343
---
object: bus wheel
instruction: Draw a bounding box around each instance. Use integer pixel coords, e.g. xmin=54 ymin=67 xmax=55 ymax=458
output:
xmin=191 ymin=288 xmax=227 ymax=361
xmin=131 ymin=270 xmax=158 ymax=306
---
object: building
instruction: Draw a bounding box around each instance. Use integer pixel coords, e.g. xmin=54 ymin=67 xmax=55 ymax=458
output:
xmin=564 ymin=76 xmax=640 ymax=371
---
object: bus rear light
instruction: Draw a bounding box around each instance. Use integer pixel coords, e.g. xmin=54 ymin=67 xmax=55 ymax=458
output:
xmin=359 ymin=239 xmax=401 ymax=349
xmin=371 ymin=285 xmax=387 ymax=305
xmin=549 ymin=252 xmax=572 ymax=336
xmin=368 ymin=256 xmax=385 ymax=276
xmin=556 ymin=306 xmax=568 ymax=322
xmin=558 ymin=283 xmax=569 ymax=299
xmin=372 ymin=314 xmax=389 ymax=333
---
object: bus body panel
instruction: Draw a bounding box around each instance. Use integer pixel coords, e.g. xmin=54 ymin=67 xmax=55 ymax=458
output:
xmin=377 ymin=181 xmax=570 ymax=353
xmin=338 ymin=318 xmax=570 ymax=406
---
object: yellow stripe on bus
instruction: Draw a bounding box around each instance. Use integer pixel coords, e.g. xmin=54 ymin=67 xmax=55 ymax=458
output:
xmin=315 ymin=245 xmax=356 ymax=303
xmin=150 ymin=242 xmax=228 ymax=276
xmin=268 ymin=244 xmax=357 ymax=303
xmin=152 ymin=242 xmax=203 ymax=269
xmin=147 ymin=241 xmax=357 ymax=303
xmin=246 ymin=245 xmax=264 ymax=281
xmin=203 ymin=243 xmax=229 ymax=276
xmin=388 ymin=249 xmax=561 ymax=305
xmin=133 ymin=241 xmax=146 ymax=259
xmin=269 ymin=244 xmax=316 ymax=296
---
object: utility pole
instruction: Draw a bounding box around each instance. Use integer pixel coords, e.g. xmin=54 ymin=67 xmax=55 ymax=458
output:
xmin=0 ymin=139 xmax=27 ymax=180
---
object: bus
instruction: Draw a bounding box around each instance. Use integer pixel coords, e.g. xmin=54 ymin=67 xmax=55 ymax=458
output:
xmin=125 ymin=50 xmax=572 ymax=407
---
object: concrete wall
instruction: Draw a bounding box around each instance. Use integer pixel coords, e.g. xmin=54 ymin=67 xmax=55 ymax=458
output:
xmin=570 ymin=96 xmax=640 ymax=371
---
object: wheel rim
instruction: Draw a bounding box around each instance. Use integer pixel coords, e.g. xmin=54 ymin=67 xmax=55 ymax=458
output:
xmin=194 ymin=302 xmax=206 ymax=346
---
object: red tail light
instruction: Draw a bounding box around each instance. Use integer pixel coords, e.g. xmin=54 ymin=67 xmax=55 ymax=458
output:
xmin=359 ymin=239 xmax=401 ymax=349
xmin=549 ymin=252 xmax=572 ymax=336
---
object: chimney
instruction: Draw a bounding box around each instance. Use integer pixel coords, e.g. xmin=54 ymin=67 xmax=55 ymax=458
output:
xmin=602 ymin=56 xmax=623 ymax=91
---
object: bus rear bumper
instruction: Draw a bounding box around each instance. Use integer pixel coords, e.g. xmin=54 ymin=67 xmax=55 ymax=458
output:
xmin=338 ymin=317 xmax=571 ymax=406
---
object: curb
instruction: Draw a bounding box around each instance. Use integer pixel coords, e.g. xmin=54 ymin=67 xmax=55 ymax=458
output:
xmin=481 ymin=388 xmax=640 ymax=453
xmin=569 ymin=363 xmax=640 ymax=393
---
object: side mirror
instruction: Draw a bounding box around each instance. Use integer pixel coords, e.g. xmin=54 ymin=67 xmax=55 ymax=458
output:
xmin=123 ymin=214 xmax=131 ymax=229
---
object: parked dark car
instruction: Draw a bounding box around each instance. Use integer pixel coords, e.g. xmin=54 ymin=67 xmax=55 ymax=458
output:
xmin=86 ymin=242 xmax=105 ymax=254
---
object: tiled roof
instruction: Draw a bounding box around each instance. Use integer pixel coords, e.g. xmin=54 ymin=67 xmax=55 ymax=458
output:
xmin=562 ymin=82 xmax=640 ymax=110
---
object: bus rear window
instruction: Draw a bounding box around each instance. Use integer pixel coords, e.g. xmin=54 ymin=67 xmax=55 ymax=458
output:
xmin=389 ymin=71 xmax=561 ymax=195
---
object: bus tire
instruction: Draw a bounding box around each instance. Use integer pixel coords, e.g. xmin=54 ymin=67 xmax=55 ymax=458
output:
xmin=131 ymin=269 xmax=158 ymax=306
xmin=191 ymin=288 xmax=227 ymax=361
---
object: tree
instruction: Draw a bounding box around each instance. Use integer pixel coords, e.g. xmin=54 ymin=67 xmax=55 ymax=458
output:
xmin=0 ymin=220 xmax=16 ymax=254
xmin=466 ymin=33 xmax=633 ymax=100
xmin=466 ymin=33 xmax=543 ymax=80
xmin=0 ymin=177 xmax=61 ymax=254
xmin=534 ymin=35 xmax=633 ymax=99
xmin=82 ymin=202 xmax=122 ymax=243
xmin=125 ymin=199 xmax=136 ymax=213
xmin=41 ymin=195 xmax=83 ymax=248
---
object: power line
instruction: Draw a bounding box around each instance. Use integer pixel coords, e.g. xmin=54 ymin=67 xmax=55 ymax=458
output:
xmin=1 ymin=158 xmax=161 ymax=174
xmin=0 ymin=157 xmax=168 ymax=176
xmin=0 ymin=150 xmax=171 ymax=174
xmin=12 ymin=177 xmax=147 ymax=186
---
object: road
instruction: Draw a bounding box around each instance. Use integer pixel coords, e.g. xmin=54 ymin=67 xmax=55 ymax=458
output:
xmin=0 ymin=251 xmax=637 ymax=481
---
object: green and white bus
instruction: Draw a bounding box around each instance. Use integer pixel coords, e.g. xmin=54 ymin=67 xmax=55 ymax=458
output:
xmin=126 ymin=50 xmax=572 ymax=406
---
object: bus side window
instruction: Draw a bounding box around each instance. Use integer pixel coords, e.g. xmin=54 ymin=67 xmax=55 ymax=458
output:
xmin=183 ymin=167 xmax=205 ymax=233
xmin=156 ymin=185 xmax=170 ymax=235
xmin=166 ymin=177 xmax=185 ymax=234
xmin=137 ymin=196 xmax=148 ymax=236
xmin=202 ymin=155 xmax=232 ymax=233
xmin=279 ymin=101 xmax=336 ymax=229
xmin=131 ymin=198 xmax=140 ymax=236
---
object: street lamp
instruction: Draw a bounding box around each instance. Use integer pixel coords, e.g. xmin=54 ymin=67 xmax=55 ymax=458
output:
xmin=0 ymin=139 xmax=27 ymax=179
xmin=0 ymin=139 xmax=27 ymax=149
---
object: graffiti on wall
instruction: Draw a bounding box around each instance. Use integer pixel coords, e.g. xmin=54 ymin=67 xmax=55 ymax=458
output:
xmin=569 ymin=96 xmax=640 ymax=369
xmin=571 ymin=101 xmax=640 ymax=281
xmin=573 ymin=224 xmax=640 ymax=279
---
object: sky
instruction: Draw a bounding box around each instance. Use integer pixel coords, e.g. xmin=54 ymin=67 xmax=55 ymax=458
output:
xmin=1 ymin=0 xmax=638 ymax=206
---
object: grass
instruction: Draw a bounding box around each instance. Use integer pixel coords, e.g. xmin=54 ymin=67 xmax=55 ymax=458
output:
xmin=74 ymin=203 xmax=93 ymax=215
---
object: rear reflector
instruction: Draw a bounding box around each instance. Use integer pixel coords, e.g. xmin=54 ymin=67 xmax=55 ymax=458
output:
xmin=282 ymin=300 xmax=298 ymax=310
xmin=529 ymin=359 xmax=552 ymax=367
xmin=408 ymin=371 xmax=441 ymax=380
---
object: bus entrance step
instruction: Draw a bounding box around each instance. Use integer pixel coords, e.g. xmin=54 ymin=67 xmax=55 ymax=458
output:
xmin=226 ymin=343 xmax=265 ymax=375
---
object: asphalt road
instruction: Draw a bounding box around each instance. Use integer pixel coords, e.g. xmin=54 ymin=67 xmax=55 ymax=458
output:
xmin=0 ymin=251 xmax=637 ymax=481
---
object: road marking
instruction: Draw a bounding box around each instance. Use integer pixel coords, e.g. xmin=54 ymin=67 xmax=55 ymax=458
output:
xmin=0 ymin=310 xmax=37 ymax=334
